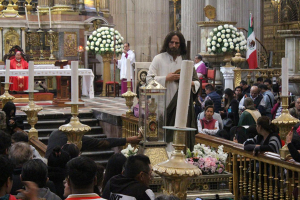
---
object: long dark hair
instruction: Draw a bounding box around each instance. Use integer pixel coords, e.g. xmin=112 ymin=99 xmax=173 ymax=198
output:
xmin=224 ymin=88 xmax=234 ymax=108
xmin=257 ymin=116 xmax=277 ymax=133
xmin=160 ymin=31 xmax=187 ymax=56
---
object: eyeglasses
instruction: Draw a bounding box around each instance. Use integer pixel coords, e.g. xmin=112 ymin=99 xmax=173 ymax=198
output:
xmin=169 ymin=41 xmax=180 ymax=45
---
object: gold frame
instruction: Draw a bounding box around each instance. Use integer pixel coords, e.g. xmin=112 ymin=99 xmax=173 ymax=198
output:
xmin=4 ymin=28 xmax=20 ymax=54
xmin=64 ymin=32 xmax=77 ymax=57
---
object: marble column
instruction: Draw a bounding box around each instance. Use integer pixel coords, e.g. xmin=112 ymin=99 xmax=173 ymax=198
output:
xmin=220 ymin=67 xmax=235 ymax=90
xmin=0 ymin=28 xmax=2 ymax=61
xmin=21 ymin=28 xmax=26 ymax=51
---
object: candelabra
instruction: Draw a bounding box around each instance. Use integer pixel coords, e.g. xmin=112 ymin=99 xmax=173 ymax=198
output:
xmin=48 ymin=29 xmax=55 ymax=60
xmin=59 ymin=103 xmax=91 ymax=150
xmin=2 ymin=0 xmax=19 ymax=17
xmin=77 ymin=46 xmax=84 ymax=68
xmin=0 ymin=83 xmax=15 ymax=108
xmin=26 ymin=29 xmax=34 ymax=60
xmin=37 ymin=29 xmax=45 ymax=60
xmin=122 ymin=80 xmax=137 ymax=116
xmin=20 ymin=92 xmax=43 ymax=139
xmin=153 ymin=127 xmax=201 ymax=200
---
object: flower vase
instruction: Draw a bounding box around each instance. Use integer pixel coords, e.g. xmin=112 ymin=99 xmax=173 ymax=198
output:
xmin=223 ymin=52 xmax=234 ymax=67
xmin=102 ymin=53 xmax=113 ymax=96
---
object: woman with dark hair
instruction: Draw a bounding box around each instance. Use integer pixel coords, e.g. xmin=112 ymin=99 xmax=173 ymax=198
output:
xmin=244 ymin=116 xmax=281 ymax=155
xmin=102 ymin=153 xmax=127 ymax=190
xmin=197 ymin=105 xmax=219 ymax=136
xmin=2 ymin=102 xmax=24 ymax=135
xmin=220 ymin=88 xmax=239 ymax=128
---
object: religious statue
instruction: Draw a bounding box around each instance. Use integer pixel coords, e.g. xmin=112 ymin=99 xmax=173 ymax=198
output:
xmin=9 ymin=51 xmax=29 ymax=91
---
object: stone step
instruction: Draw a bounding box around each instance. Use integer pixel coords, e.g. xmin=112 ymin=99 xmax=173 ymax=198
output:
xmin=26 ymin=126 xmax=103 ymax=137
xmin=23 ymin=118 xmax=99 ymax=129
xmin=39 ymin=133 xmax=107 ymax=145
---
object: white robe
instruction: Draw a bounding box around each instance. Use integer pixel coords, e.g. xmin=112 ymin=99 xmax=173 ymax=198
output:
xmin=117 ymin=49 xmax=135 ymax=80
xmin=148 ymin=52 xmax=200 ymax=107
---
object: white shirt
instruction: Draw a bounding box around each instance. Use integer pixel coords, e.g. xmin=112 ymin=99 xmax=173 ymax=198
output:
xmin=148 ymin=52 xmax=200 ymax=107
xmin=117 ymin=49 xmax=135 ymax=80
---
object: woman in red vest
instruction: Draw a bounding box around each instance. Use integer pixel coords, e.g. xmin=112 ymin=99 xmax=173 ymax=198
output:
xmin=197 ymin=105 xmax=219 ymax=136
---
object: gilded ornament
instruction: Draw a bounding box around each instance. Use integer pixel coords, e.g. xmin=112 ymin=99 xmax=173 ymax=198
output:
xmin=203 ymin=5 xmax=216 ymax=21
xmin=4 ymin=28 xmax=20 ymax=54
xmin=45 ymin=31 xmax=58 ymax=51
xmin=64 ymin=32 xmax=77 ymax=57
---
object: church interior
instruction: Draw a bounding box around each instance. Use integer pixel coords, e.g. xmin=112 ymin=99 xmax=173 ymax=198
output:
xmin=1 ymin=0 xmax=300 ymax=199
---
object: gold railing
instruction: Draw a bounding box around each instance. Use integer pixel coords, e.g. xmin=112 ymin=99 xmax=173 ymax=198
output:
xmin=195 ymin=133 xmax=300 ymax=200
xmin=233 ymin=68 xmax=281 ymax=88
xmin=121 ymin=114 xmax=139 ymax=146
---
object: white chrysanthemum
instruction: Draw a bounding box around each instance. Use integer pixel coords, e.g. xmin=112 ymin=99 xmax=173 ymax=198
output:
xmin=217 ymin=38 xmax=222 ymax=42
xmin=107 ymin=35 xmax=111 ymax=38
xmin=90 ymin=46 xmax=94 ymax=50
xmin=235 ymin=46 xmax=239 ymax=51
xmin=224 ymin=24 xmax=228 ymax=29
xmin=240 ymin=32 xmax=243 ymax=35
xmin=230 ymin=42 xmax=234 ymax=46
xmin=95 ymin=47 xmax=99 ymax=51
xmin=224 ymin=42 xmax=229 ymax=47
xmin=85 ymin=46 xmax=89 ymax=51
xmin=95 ymin=41 xmax=99 ymax=46
xmin=221 ymin=30 xmax=225 ymax=34
xmin=100 ymin=44 xmax=104 ymax=48
xmin=91 ymin=42 xmax=94 ymax=46
xmin=222 ymin=47 xmax=227 ymax=52
xmin=212 ymin=46 xmax=216 ymax=51
xmin=233 ymin=39 xmax=237 ymax=43
xmin=217 ymin=32 xmax=221 ymax=37
xmin=211 ymin=41 xmax=216 ymax=46
xmin=229 ymin=25 xmax=233 ymax=29
xmin=105 ymin=48 xmax=109 ymax=51
xmin=105 ymin=31 xmax=109 ymax=34
xmin=97 ymin=28 xmax=101 ymax=32
xmin=232 ymin=34 xmax=236 ymax=38
xmin=234 ymin=27 xmax=237 ymax=31
xmin=213 ymin=36 xmax=217 ymax=40
xmin=121 ymin=37 xmax=124 ymax=40
xmin=115 ymin=30 xmax=119 ymax=34
xmin=118 ymin=39 xmax=121 ymax=43
xmin=110 ymin=43 xmax=114 ymax=47
xmin=97 ymin=33 xmax=101 ymax=37
xmin=244 ymin=45 xmax=247 ymax=49
xmin=207 ymin=38 xmax=211 ymax=42
xmin=98 ymin=38 xmax=102 ymax=42
xmin=102 ymin=35 xmax=107 ymax=39
xmin=207 ymin=42 xmax=211 ymax=47
xmin=99 ymin=27 xmax=105 ymax=31
xmin=103 ymin=40 xmax=106 ymax=44
xmin=236 ymin=37 xmax=240 ymax=42
xmin=226 ymin=29 xmax=230 ymax=33
xmin=223 ymin=39 xmax=227 ymax=43
xmin=115 ymin=40 xmax=119 ymax=44
xmin=240 ymin=46 xmax=244 ymax=50
xmin=236 ymin=44 xmax=239 ymax=47
xmin=216 ymin=43 xmax=220 ymax=47
xmin=89 ymin=35 xmax=93 ymax=40
xmin=110 ymin=48 xmax=114 ymax=51
xmin=218 ymin=25 xmax=223 ymax=30
xmin=208 ymin=48 xmax=212 ymax=52
xmin=230 ymin=45 xmax=234 ymax=49
xmin=92 ymin=31 xmax=97 ymax=35
xmin=213 ymin=28 xmax=217 ymax=32
xmin=101 ymin=48 xmax=105 ymax=51
xmin=93 ymin=37 xmax=97 ymax=41
xmin=86 ymin=41 xmax=90 ymax=45
xmin=110 ymin=28 xmax=114 ymax=32
xmin=110 ymin=32 xmax=114 ymax=36
xmin=116 ymin=35 xmax=120 ymax=40
xmin=236 ymin=32 xmax=240 ymax=36
xmin=107 ymin=39 xmax=111 ymax=43
xmin=209 ymin=32 xmax=214 ymax=36
xmin=226 ymin=34 xmax=230 ymax=38
xmin=105 ymin=44 xmax=109 ymax=47
xmin=228 ymin=38 xmax=232 ymax=42
xmin=221 ymin=34 xmax=225 ymax=39
xmin=121 ymin=44 xmax=124 ymax=48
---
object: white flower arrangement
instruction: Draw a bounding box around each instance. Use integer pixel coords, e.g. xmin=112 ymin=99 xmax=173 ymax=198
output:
xmin=121 ymin=144 xmax=138 ymax=158
xmin=86 ymin=27 xmax=124 ymax=55
xmin=207 ymin=24 xmax=247 ymax=54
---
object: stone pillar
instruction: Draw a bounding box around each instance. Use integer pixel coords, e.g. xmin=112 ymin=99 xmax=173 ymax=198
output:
xmin=38 ymin=0 xmax=50 ymax=13
xmin=220 ymin=67 xmax=235 ymax=90
xmin=21 ymin=28 xmax=26 ymax=51
xmin=0 ymin=28 xmax=2 ymax=61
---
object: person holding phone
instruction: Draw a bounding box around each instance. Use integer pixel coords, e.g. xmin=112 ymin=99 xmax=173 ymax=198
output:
xmin=286 ymin=127 xmax=300 ymax=162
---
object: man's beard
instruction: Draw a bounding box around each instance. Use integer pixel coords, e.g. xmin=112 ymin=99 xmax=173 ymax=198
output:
xmin=167 ymin=47 xmax=180 ymax=57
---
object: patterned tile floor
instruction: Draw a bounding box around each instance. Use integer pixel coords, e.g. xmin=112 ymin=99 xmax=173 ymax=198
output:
xmin=15 ymin=97 xmax=129 ymax=117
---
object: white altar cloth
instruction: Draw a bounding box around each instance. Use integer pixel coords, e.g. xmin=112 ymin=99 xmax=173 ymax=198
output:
xmin=0 ymin=69 xmax=94 ymax=99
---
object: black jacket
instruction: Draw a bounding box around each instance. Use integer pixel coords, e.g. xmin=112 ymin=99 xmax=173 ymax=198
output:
xmin=102 ymin=174 xmax=154 ymax=200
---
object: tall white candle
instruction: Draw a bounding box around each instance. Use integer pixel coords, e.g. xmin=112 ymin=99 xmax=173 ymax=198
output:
xmin=281 ymin=58 xmax=288 ymax=96
xmin=126 ymin=58 xmax=131 ymax=81
xmin=5 ymin=59 xmax=10 ymax=83
xmin=71 ymin=61 xmax=79 ymax=103
xmin=174 ymin=60 xmax=194 ymax=128
xmin=25 ymin=6 xmax=29 ymax=29
xmin=37 ymin=8 xmax=41 ymax=29
xmin=28 ymin=61 xmax=34 ymax=92
xmin=49 ymin=8 xmax=51 ymax=29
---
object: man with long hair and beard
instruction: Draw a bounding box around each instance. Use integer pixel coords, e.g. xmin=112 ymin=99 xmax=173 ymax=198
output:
xmin=148 ymin=31 xmax=200 ymax=150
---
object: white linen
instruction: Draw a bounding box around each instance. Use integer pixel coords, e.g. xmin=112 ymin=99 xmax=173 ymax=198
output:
xmin=0 ymin=69 xmax=94 ymax=99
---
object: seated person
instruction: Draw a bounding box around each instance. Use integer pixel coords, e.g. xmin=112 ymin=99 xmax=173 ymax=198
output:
xmin=238 ymin=98 xmax=261 ymax=127
xmin=102 ymin=154 xmax=155 ymax=200
xmin=198 ymin=99 xmax=223 ymax=130
xmin=194 ymin=54 xmax=207 ymax=78
xmin=17 ymin=159 xmax=61 ymax=200
xmin=239 ymin=86 xmax=266 ymax=115
xmin=197 ymin=105 xmax=219 ymax=136
xmin=220 ymin=88 xmax=239 ymax=127
xmin=9 ymin=51 xmax=29 ymax=91
xmin=2 ymin=102 xmax=24 ymax=135
xmin=0 ymin=155 xmax=38 ymax=200
xmin=244 ymin=116 xmax=281 ymax=155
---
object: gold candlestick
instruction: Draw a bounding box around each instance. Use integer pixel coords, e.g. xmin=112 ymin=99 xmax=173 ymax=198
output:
xmin=37 ymin=29 xmax=45 ymax=60
xmin=2 ymin=0 xmax=20 ymax=17
xmin=0 ymin=83 xmax=15 ymax=108
xmin=153 ymin=127 xmax=201 ymax=200
xmin=272 ymin=96 xmax=300 ymax=160
xmin=48 ymin=29 xmax=55 ymax=60
xmin=59 ymin=103 xmax=91 ymax=150
xmin=20 ymin=92 xmax=43 ymax=139
xmin=122 ymin=80 xmax=137 ymax=116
